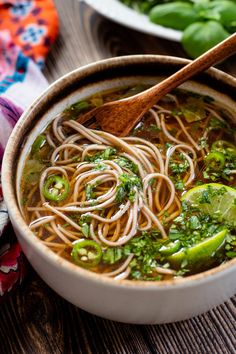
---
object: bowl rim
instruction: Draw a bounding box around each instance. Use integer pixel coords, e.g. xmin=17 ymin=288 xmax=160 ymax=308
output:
xmin=2 ymin=54 xmax=236 ymax=290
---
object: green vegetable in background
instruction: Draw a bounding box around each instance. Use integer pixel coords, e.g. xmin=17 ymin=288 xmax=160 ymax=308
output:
xmin=206 ymin=1 xmax=236 ymax=33
xmin=120 ymin=0 xmax=236 ymax=58
xmin=149 ymin=2 xmax=199 ymax=30
xmin=182 ymin=20 xmax=229 ymax=58
xmin=120 ymin=0 xmax=188 ymax=14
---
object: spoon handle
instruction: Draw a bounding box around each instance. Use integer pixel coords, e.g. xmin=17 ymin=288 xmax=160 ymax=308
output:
xmin=142 ymin=32 xmax=236 ymax=107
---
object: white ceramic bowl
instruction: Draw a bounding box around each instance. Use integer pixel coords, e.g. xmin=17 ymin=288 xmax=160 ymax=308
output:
xmin=2 ymin=55 xmax=236 ymax=324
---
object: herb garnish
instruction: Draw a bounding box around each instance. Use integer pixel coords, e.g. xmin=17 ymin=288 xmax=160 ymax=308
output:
xmin=103 ymin=248 xmax=123 ymax=265
xmin=198 ymin=137 xmax=208 ymax=149
xmin=115 ymin=173 xmax=142 ymax=203
xmin=64 ymin=100 xmax=91 ymax=118
xmin=79 ymin=215 xmax=92 ymax=238
xmin=114 ymin=156 xmax=138 ymax=174
xmin=85 ymin=184 xmax=96 ymax=200
xmin=85 ymin=148 xmax=117 ymax=163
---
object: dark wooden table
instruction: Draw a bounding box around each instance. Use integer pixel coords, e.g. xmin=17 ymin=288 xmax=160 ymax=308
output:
xmin=1 ymin=1 xmax=236 ymax=353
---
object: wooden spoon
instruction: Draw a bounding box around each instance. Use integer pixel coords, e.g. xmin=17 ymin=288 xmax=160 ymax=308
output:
xmin=80 ymin=33 xmax=236 ymax=136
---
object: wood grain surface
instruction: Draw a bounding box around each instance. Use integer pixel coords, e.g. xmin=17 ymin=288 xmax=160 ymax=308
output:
xmin=0 ymin=1 xmax=236 ymax=353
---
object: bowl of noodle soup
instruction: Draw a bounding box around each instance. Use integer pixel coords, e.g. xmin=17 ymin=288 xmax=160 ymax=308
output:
xmin=2 ymin=55 xmax=236 ymax=324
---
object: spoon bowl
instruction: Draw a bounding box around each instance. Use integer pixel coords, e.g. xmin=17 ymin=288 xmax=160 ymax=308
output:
xmin=82 ymin=33 xmax=236 ymax=136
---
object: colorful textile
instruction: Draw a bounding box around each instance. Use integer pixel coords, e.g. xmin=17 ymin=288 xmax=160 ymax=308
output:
xmin=0 ymin=0 xmax=58 ymax=302
xmin=0 ymin=0 xmax=58 ymax=66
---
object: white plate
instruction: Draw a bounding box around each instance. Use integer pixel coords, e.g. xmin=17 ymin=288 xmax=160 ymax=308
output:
xmin=82 ymin=0 xmax=182 ymax=42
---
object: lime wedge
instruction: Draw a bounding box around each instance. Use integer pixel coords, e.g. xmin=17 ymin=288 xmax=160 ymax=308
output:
xmin=168 ymin=229 xmax=228 ymax=271
xmin=182 ymin=183 xmax=236 ymax=224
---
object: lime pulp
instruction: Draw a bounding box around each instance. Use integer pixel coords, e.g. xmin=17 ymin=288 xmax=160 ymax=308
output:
xmin=182 ymin=183 xmax=236 ymax=224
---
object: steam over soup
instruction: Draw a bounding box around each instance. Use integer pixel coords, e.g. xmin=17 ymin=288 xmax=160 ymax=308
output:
xmin=21 ymin=87 xmax=236 ymax=281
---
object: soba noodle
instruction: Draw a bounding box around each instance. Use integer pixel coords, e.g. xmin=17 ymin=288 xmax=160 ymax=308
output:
xmin=21 ymin=87 xmax=236 ymax=281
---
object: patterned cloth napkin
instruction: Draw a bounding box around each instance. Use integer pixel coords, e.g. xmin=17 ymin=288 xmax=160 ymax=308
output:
xmin=0 ymin=0 xmax=58 ymax=301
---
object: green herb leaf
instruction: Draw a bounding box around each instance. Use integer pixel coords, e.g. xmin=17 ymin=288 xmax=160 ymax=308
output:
xmin=85 ymin=148 xmax=117 ymax=163
xmin=114 ymin=157 xmax=139 ymax=174
xmin=149 ymin=124 xmax=162 ymax=133
xmin=85 ymin=184 xmax=96 ymax=200
xmin=81 ymin=223 xmax=90 ymax=238
xmin=115 ymin=173 xmax=142 ymax=203
xmin=103 ymin=248 xmax=123 ymax=264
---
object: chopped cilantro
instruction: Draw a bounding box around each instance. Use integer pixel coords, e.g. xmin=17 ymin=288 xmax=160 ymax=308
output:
xmin=115 ymin=173 xmax=142 ymax=203
xmin=79 ymin=215 xmax=91 ymax=238
xmin=169 ymin=159 xmax=189 ymax=174
xmin=199 ymin=190 xmax=211 ymax=204
xmin=209 ymin=117 xmax=227 ymax=129
xmin=81 ymin=223 xmax=90 ymax=238
xmin=103 ymin=248 xmax=123 ymax=264
xmin=148 ymin=178 xmax=155 ymax=186
xmin=21 ymin=196 xmax=28 ymax=206
xmin=189 ymin=215 xmax=201 ymax=230
xmin=148 ymin=124 xmax=161 ymax=133
xmin=85 ymin=148 xmax=117 ymax=163
xmin=198 ymin=137 xmax=208 ymax=149
xmin=175 ymin=180 xmax=185 ymax=191
xmin=171 ymin=108 xmax=182 ymax=117
xmin=114 ymin=156 xmax=138 ymax=174
xmin=79 ymin=215 xmax=92 ymax=225
xmin=123 ymin=230 xmax=164 ymax=280
xmin=198 ymin=185 xmax=227 ymax=202
xmin=166 ymin=143 xmax=173 ymax=149
xmin=226 ymin=251 xmax=236 ymax=258
xmin=94 ymin=163 xmax=107 ymax=171
xmin=85 ymin=184 xmax=96 ymax=200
